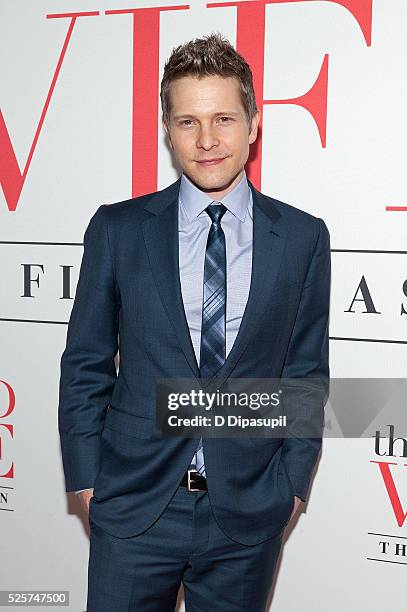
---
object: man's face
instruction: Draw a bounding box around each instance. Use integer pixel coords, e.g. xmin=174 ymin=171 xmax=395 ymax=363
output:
xmin=163 ymin=75 xmax=259 ymax=200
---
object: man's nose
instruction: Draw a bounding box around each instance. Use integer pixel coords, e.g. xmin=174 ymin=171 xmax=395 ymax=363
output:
xmin=196 ymin=125 xmax=219 ymax=150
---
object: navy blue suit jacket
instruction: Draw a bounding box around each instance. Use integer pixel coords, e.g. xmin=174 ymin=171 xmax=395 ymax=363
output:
xmin=58 ymin=176 xmax=331 ymax=545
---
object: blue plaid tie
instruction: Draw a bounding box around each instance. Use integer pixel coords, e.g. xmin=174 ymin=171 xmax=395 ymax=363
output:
xmin=190 ymin=201 xmax=227 ymax=477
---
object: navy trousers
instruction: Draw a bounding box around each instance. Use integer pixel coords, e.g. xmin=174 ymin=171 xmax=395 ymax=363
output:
xmin=87 ymin=485 xmax=284 ymax=611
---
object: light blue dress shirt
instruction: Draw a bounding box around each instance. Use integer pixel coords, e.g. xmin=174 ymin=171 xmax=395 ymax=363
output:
xmin=178 ymin=169 xmax=253 ymax=363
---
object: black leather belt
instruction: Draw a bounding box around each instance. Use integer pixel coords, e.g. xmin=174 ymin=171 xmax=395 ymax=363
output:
xmin=180 ymin=469 xmax=208 ymax=491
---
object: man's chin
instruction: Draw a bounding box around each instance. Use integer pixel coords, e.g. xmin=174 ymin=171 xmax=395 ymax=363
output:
xmin=184 ymin=169 xmax=239 ymax=194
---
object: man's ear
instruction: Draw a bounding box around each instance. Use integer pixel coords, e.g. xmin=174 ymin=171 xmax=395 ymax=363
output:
xmin=248 ymin=110 xmax=260 ymax=145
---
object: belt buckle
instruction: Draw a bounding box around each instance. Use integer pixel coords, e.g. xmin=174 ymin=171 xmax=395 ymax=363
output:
xmin=187 ymin=469 xmax=201 ymax=491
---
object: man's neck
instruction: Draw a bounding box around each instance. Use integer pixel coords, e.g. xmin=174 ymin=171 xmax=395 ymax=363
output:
xmin=182 ymin=169 xmax=245 ymax=201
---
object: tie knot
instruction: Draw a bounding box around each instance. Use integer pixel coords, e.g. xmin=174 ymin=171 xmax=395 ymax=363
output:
xmin=205 ymin=201 xmax=227 ymax=224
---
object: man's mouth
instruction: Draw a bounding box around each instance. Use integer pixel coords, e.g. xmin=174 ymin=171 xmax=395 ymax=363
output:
xmin=196 ymin=158 xmax=226 ymax=166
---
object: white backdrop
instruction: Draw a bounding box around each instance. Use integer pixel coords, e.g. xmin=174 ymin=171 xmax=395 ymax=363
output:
xmin=1 ymin=0 xmax=406 ymax=610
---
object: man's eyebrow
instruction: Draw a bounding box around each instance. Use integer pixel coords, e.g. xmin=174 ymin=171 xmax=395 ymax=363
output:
xmin=172 ymin=111 xmax=241 ymax=120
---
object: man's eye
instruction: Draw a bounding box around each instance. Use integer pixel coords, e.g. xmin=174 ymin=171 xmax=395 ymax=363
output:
xmin=180 ymin=119 xmax=193 ymax=126
xmin=219 ymin=116 xmax=232 ymax=123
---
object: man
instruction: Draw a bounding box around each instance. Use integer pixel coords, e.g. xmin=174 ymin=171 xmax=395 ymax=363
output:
xmin=58 ymin=33 xmax=330 ymax=611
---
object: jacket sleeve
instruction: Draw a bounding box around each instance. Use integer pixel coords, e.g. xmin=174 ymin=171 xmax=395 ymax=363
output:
xmin=58 ymin=205 xmax=120 ymax=492
xmin=280 ymin=217 xmax=331 ymax=502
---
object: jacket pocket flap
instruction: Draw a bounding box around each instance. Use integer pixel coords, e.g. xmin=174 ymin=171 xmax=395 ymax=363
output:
xmin=103 ymin=407 xmax=154 ymax=438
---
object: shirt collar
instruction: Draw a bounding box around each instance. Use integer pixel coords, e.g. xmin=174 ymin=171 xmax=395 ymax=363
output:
xmin=179 ymin=170 xmax=251 ymax=226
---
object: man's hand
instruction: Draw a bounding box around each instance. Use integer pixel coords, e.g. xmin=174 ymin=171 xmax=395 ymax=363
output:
xmin=289 ymin=496 xmax=303 ymax=523
xmin=77 ymin=488 xmax=94 ymax=515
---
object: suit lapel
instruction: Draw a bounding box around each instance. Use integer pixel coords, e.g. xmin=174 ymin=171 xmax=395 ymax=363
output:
xmin=213 ymin=181 xmax=286 ymax=382
xmin=142 ymin=178 xmax=200 ymax=378
xmin=142 ymin=177 xmax=287 ymax=383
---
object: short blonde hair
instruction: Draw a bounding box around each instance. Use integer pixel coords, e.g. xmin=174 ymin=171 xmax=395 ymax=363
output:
xmin=160 ymin=32 xmax=258 ymax=126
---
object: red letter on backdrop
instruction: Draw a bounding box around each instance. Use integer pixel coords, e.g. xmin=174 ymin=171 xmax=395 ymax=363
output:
xmin=106 ymin=5 xmax=190 ymax=198
xmin=0 ymin=11 xmax=99 ymax=212
xmin=0 ymin=380 xmax=16 ymax=479
xmin=208 ymin=0 xmax=372 ymax=189
xmin=371 ymin=461 xmax=407 ymax=527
